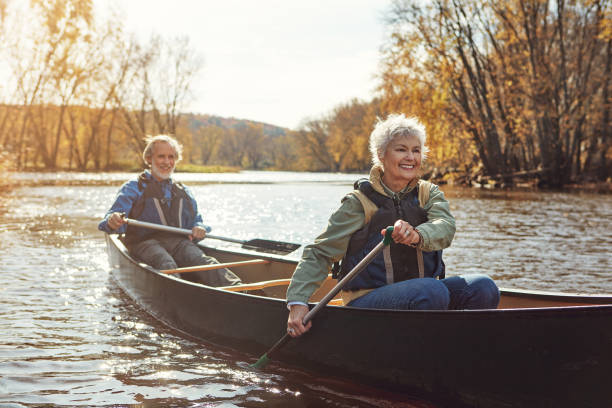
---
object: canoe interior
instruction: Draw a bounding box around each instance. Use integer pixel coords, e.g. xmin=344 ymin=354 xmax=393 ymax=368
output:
xmin=106 ymin=236 xmax=612 ymax=308
xmin=196 ymin=241 xmax=612 ymax=309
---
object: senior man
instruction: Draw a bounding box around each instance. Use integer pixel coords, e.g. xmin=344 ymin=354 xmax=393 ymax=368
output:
xmin=99 ymin=134 xmax=241 ymax=287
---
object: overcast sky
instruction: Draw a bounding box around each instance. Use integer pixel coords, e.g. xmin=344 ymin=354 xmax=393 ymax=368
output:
xmin=115 ymin=0 xmax=390 ymax=129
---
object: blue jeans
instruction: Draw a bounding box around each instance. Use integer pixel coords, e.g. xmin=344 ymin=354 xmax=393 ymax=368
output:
xmin=347 ymin=274 xmax=499 ymax=310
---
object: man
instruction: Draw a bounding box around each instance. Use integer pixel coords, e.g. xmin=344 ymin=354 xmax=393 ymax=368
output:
xmin=98 ymin=134 xmax=241 ymax=286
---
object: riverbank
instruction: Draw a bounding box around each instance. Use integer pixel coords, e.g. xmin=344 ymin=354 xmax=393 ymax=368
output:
xmin=1 ymin=168 xmax=610 ymax=193
xmin=442 ymin=177 xmax=612 ymax=194
xmin=0 ymin=164 xmax=240 ymax=190
xmin=429 ymin=166 xmax=612 ymax=194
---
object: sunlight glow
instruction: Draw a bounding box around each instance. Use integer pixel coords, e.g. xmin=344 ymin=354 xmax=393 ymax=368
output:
xmin=104 ymin=0 xmax=386 ymax=128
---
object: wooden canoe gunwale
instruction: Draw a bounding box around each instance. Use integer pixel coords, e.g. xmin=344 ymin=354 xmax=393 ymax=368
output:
xmin=104 ymin=234 xmax=612 ymax=408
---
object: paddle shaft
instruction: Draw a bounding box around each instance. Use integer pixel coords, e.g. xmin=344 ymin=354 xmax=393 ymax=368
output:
xmin=123 ymin=218 xmax=244 ymax=243
xmin=122 ymin=218 xmax=300 ymax=256
xmin=252 ymin=227 xmax=393 ymax=367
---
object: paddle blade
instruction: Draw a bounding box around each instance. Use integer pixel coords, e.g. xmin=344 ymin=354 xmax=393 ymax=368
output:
xmin=242 ymin=239 xmax=300 ymax=255
xmin=250 ymin=353 xmax=271 ymax=369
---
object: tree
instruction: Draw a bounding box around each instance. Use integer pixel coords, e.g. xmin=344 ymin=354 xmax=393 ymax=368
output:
xmin=63 ymin=12 xmax=129 ymax=171
xmin=383 ymin=0 xmax=611 ymax=186
xmin=217 ymin=127 xmax=247 ymax=167
xmin=115 ymin=34 xmax=203 ymax=157
xmin=294 ymin=118 xmax=335 ymax=171
xmin=270 ymin=134 xmax=299 ymax=170
xmin=242 ymin=123 xmax=268 ymax=169
xmin=193 ymin=124 xmax=224 ymax=164
xmin=327 ymin=98 xmax=381 ymax=171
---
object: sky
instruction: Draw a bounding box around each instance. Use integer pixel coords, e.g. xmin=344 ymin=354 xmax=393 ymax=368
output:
xmin=114 ymin=0 xmax=390 ymax=129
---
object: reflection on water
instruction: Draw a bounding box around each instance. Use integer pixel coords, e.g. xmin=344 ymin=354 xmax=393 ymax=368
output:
xmin=445 ymin=187 xmax=612 ymax=293
xmin=0 ymin=171 xmax=610 ymax=406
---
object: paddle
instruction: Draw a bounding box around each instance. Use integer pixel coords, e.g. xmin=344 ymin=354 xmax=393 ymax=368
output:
xmin=250 ymin=226 xmax=394 ymax=369
xmin=122 ymin=217 xmax=300 ymax=255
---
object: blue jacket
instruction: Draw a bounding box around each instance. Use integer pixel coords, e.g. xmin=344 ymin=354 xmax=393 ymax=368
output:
xmin=98 ymin=171 xmax=208 ymax=243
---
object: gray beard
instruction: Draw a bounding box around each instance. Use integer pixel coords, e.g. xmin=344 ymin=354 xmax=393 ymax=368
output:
xmin=151 ymin=164 xmax=174 ymax=180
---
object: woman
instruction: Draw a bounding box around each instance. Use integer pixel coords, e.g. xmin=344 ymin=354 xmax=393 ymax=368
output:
xmin=286 ymin=114 xmax=499 ymax=337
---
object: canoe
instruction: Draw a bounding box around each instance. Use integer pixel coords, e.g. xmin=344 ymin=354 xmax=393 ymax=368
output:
xmin=104 ymin=234 xmax=612 ymax=408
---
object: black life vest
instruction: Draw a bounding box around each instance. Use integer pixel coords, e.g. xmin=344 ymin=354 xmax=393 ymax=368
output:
xmin=124 ymin=172 xmax=194 ymax=245
xmin=334 ymin=179 xmax=445 ymax=291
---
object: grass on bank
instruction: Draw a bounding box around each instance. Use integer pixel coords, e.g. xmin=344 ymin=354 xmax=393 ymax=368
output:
xmin=106 ymin=160 xmax=240 ymax=173
xmin=12 ymin=161 xmax=240 ymax=174
xmin=0 ymin=161 xmax=241 ymax=190
xmin=175 ymin=163 xmax=240 ymax=173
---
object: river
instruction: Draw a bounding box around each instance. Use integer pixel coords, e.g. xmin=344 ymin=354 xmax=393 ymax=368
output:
xmin=1 ymin=171 xmax=610 ymax=407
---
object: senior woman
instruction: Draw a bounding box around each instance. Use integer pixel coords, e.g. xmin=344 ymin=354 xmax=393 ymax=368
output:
xmin=286 ymin=113 xmax=499 ymax=337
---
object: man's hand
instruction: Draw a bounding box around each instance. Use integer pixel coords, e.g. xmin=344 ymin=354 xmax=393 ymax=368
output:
xmin=107 ymin=212 xmax=127 ymax=230
xmin=190 ymin=226 xmax=207 ymax=241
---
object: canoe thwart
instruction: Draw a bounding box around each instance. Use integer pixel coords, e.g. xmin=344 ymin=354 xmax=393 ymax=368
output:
xmin=162 ymin=259 xmax=269 ymax=274
xmin=219 ymin=274 xmax=344 ymax=305
xmin=219 ymin=278 xmax=292 ymax=292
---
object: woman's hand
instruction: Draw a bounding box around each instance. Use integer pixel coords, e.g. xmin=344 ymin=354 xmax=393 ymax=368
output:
xmin=382 ymin=220 xmax=421 ymax=247
xmin=287 ymin=304 xmax=312 ymax=338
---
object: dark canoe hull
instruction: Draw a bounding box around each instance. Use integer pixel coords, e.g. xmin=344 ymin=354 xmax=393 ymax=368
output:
xmin=104 ymin=234 xmax=612 ymax=408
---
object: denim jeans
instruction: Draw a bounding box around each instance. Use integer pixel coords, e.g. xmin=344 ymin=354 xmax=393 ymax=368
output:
xmin=347 ymin=274 xmax=499 ymax=310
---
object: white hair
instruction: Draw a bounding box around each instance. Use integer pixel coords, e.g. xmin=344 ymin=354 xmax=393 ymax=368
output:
xmin=142 ymin=134 xmax=183 ymax=164
xmin=369 ymin=114 xmax=428 ymax=166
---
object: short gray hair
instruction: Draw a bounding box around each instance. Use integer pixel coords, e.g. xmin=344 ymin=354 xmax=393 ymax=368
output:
xmin=369 ymin=114 xmax=428 ymax=166
xmin=142 ymin=134 xmax=183 ymax=164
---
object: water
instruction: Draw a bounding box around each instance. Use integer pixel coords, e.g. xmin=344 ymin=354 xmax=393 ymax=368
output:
xmin=1 ymin=171 xmax=610 ymax=407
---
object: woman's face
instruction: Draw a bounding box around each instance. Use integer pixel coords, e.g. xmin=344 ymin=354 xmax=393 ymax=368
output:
xmin=148 ymin=141 xmax=176 ymax=181
xmin=380 ymin=134 xmax=422 ymax=191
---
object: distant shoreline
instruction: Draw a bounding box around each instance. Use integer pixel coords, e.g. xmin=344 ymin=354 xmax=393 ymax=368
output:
xmin=2 ymin=169 xmax=609 ymax=194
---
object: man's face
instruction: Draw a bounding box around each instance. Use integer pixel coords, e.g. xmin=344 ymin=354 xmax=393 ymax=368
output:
xmin=148 ymin=141 xmax=176 ymax=181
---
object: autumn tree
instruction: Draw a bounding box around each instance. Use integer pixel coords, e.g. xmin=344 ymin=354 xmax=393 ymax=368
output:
xmin=293 ymin=99 xmax=382 ymax=172
xmin=327 ymin=98 xmax=383 ymax=171
xmin=293 ymin=118 xmax=335 ymax=171
xmin=383 ymin=0 xmax=611 ymax=186
xmin=0 ymin=0 xmax=92 ymax=169
xmin=192 ymin=124 xmax=224 ymax=165
xmin=63 ymin=12 xmax=130 ymax=171
xmin=215 ymin=127 xmax=245 ymax=167
xmin=269 ymin=134 xmax=299 ymax=170
xmin=114 ymin=34 xmax=203 ymax=158
xmin=242 ymin=123 xmax=269 ymax=169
